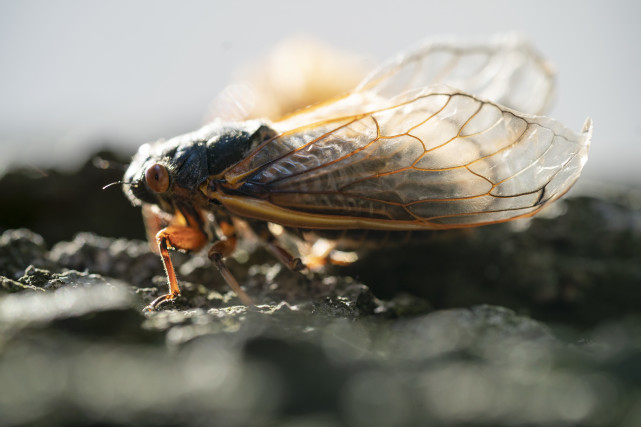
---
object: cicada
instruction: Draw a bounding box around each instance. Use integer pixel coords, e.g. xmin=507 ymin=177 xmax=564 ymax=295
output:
xmin=123 ymin=35 xmax=592 ymax=310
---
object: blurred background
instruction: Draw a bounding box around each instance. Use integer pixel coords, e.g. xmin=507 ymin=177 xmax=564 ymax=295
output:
xmin=1 ymin=0 xmax=639 ymax=186
xmin=2 ymin=3 xmax=641 ymax=426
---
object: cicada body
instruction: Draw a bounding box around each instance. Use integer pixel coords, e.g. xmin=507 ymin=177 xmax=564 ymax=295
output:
xmin=123 ymin=35 xmax=592 ymax=309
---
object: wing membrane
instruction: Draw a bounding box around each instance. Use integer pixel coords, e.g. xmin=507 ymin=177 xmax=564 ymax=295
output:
xmin=222 ymin=87 xmax=591 ymax=229
xmin=356 ymin=34 xmax=555 ymax=115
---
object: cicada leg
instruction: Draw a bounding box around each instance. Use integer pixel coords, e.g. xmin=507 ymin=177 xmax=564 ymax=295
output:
xmin=207 ymin=221 xmax=254 ymax=306
xmin=253 ymin=222 xmax=305 ymax=272
xmin=145 ymin=225 xmax=208 ymax=311
xmin=265 ymin=236 xmax=305 ymax=272
xmin=141 ymin=204 xmax=171 ymax=253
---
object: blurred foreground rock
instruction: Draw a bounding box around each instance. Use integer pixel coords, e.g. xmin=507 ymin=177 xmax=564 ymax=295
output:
xmin=1 ymin=159 xmax=641 ymax=426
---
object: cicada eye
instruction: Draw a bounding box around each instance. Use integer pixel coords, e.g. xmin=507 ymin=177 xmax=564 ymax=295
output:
xmin=145 ymin=163 xmax=169 ymax=193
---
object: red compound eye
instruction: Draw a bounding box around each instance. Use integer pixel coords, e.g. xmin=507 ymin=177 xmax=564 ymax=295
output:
xmin=145 ymin=163 xmax=169 ymax=193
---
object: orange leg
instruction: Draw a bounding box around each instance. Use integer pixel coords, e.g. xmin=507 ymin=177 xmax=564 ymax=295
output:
xmin=145 ymin=225 xmax=208 ymax=311
xmin=141 ymin=204 xmax=172 ymax=253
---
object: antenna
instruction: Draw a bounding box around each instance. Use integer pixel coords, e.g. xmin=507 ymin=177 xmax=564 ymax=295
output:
xmin=102 ymin=181 xmax=132 ymax=190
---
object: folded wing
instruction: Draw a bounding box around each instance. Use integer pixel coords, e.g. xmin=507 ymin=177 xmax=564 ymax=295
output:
xmin=220 ymin=37 xmax=590 ymax=230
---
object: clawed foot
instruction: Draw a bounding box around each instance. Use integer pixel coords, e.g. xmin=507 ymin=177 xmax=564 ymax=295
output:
xmin=290 ymin=257 xmax=305 ymax=272
xmin=143 ymin=293 xmax=179 ymax=312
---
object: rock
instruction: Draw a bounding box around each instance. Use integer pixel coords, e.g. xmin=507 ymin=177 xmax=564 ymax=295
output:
xmin=1 ymin=156 xmax=641 ymax=426
xmin=50 ymin=232 xmax=165 ymax=286
xmin=0 ymin=228 xmax=54 ymax=279
xmin=0 ymin=275 xmax=43 ymax=293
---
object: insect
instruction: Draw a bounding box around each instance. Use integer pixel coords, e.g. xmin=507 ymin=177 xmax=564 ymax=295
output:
xmin=123 ymin=35 xmax=592 ymax=310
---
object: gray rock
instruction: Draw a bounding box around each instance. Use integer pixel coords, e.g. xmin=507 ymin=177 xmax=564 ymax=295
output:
xmin=1 ymin=159 xmax=641 ymax=426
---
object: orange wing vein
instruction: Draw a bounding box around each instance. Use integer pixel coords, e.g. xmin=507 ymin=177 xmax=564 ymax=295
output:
xmin=217 ymin=37 xmax=591 ymax=230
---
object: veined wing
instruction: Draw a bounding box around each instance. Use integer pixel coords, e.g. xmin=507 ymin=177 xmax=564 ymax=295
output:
xmin=356 ymin=34 xmax=556 ymax=115
xmin=265 ymin=34 xmax=555 ymax=134
xmin=219 ymin=86 xmax=591 ymax=230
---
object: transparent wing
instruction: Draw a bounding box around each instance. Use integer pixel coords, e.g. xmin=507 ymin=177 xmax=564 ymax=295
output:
xmin=263 ymin=35 xmax=555 ymax=134
xmin=355 ymin=34 xmax=556 ymax=115
xmin=221 ymin=86 xmax=591 ymax=229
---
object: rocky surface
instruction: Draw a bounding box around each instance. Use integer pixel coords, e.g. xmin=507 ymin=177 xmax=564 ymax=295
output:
xmin=1 ymin=154 xmax=641 ymax=426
